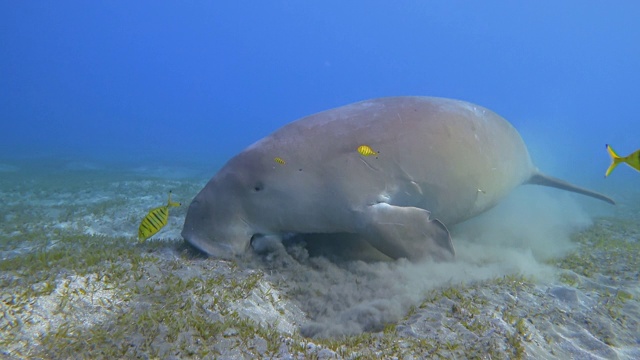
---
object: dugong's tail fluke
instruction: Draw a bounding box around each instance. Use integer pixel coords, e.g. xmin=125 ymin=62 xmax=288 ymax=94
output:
xmin=527 ymin=173 xmax=615 ymax=205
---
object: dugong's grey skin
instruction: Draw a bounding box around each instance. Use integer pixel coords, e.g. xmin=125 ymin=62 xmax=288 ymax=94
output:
xmin=182 ymin=97 xmax=614 ymax=261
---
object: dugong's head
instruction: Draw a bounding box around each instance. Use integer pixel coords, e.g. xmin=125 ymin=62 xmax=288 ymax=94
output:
xmin=181 ymin=147 xmax=323 ymax=259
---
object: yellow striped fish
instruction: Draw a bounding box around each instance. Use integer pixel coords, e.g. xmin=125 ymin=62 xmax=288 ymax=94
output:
xmin=274 ymin=157 xmax=286 ymax=165
xmin=357 ymin=144 xmax=378 ymax=157
xmin=138 ymin=191 xmax=181 ymax=242
xmin=605 ymin=144 xmax=640 ymax=177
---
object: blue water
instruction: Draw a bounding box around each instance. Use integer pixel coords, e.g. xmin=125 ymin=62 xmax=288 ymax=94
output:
xmin=2 ymin=1 xmax=639 ymax=185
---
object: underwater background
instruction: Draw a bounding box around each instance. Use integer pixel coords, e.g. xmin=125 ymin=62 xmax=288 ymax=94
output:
xmin=2 ymin=1 xmax=639 ymax=181
xmin=2 ymin=1 xmax=640 ymax=359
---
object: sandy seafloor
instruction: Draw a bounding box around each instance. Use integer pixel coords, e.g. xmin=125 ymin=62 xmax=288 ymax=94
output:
xmin=1 ymin=161 xmax=638 ymax=359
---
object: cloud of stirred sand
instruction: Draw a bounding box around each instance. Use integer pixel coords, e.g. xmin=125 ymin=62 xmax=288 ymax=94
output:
xmin=248 ymin=186 xmax=594 ymax=338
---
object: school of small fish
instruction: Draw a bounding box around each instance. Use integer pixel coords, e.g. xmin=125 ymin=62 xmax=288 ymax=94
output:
xmin=135 ymin=143 xmax=637 ymax=240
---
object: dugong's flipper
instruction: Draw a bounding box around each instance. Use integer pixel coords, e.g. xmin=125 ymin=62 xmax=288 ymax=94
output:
xmin=358 ymin=203 xmax=455 ymax=261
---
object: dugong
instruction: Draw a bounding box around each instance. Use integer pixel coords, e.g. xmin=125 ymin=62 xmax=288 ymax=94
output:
xmin=182 ymin=97 xmax=614 ymax=261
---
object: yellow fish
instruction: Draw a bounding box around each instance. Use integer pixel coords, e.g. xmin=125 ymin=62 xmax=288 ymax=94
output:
xmin=605 ymin=144 xmax=640 ymax=177
xmin=274 ymin=157 xmax=285 ymax=165
xmin=138 ymin=191 xmax=181 ymax=242
xmin=357 ymin=145 xmax=378 ymax=157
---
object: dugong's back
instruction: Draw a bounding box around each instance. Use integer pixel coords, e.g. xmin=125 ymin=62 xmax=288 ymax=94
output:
xmin=257 ymin=96 xmax=535 ymax=225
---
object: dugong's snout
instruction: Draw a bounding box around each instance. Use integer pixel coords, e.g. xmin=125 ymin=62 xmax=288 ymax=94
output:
xmin=181 ymin=189 xmax=252 ymax=259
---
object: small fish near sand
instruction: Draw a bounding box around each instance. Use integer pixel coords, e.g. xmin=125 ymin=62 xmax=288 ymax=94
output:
xmin=605 ymin=144 xmax=640 ymax=177
xmin=138 ymin=191 xmax=181 ymax=242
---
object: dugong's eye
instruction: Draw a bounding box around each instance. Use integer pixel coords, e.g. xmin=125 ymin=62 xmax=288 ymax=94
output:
xmin=253 ymin=182 xmax=264 ymax=192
